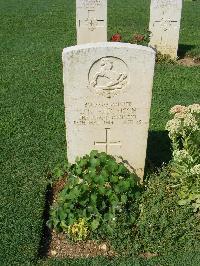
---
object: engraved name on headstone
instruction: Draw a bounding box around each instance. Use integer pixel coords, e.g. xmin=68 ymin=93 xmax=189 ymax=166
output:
xmin=76 ymin=0 xmax=107 ymax=44
xmin=149 ymin=0 xmax=182 ymax=59
xmin=63 ymin=43 xmax=155 ymax=179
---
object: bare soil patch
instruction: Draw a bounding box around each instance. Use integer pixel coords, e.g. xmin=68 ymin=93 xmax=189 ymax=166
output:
xmin=177 ymin=57 xmax=200 ymax=66
xmin=139 ymin=252 xmax=158 ymax=259
xmin=48 ymin=231 xmax=116 ymax=259
xmin=52 ymin=176 xmax=67 ymax=200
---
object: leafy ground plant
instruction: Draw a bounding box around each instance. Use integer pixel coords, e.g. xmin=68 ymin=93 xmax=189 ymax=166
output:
xmin=47 ymin=151 xmax=141 ymax=241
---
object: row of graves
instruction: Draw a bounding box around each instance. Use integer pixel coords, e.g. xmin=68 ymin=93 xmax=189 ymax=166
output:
xmin=64 ymin=0 xmax=183 ymax=180
xmin=76 ymin=0 xmax=182 ymax=58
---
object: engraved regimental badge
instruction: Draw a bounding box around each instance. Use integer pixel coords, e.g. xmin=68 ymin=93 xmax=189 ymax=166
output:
xmin=89 ymin=57 xmax=129 ymax=98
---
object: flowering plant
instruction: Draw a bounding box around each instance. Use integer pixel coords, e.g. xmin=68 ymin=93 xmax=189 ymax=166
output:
xmin=111 ymin=33 xmax=122 ymax=42
xmin=166 ymin=104 xmax=200 ymax=212
xmin=131 ymin=31 xmax=151 ymax=46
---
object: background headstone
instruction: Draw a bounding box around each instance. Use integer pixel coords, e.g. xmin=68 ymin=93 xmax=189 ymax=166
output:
xmin=76 ymin=0 xmax=107 ymax=44
xmin=63 ymin=43 xmax=155 ymax=179
xmin=149 ymin=0 xmax=183 ymax=59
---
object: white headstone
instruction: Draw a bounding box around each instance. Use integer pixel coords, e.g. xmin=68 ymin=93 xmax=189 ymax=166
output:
xmin=149 ymin=0 xmax=182 ymax=59
xmin=76 ymin=0 xmax=107 ymax=44
xmin=63 ymin=43 xmax=155 ymax=179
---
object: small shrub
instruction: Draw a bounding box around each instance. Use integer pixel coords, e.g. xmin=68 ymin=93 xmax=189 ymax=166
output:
xmin=47 ymin=151 xmax=141 ymax=241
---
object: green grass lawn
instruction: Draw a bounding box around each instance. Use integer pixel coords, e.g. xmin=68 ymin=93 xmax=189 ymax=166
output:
xmin=0 ymin=0 xmax=200 ymax=265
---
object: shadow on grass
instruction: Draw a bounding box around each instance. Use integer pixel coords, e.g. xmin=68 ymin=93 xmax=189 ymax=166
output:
xmin=145 ymin=130 xmax=172 ymax=173
xmin=38 ymin=184 xmax=53 ymax=259
xmin=178 ymin=44 xmax=196 ymax=58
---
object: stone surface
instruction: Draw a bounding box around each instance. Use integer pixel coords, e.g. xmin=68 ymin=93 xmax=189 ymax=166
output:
xmin=149 ymin=0 xmax=182 ymax=59
xmin=63 ymin=43 xmax=156 ymax=179
xmin=76 ymin=0 xmax=107 ymax=44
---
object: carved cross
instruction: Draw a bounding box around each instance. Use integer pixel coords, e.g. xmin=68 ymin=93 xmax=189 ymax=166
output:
xmin=154 ymin=18 xmax=178 ymax=43
xmin=94 ymin=128 xmax=121 ymax=154
xmin=79 ymin=10 xmax=104 ymax=31
xmin=154 ymin=18 xmax=177 ymax=31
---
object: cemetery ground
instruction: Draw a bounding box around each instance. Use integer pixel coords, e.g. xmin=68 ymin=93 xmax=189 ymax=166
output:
xmin=0 ymin=0 xmax=200 ymax=265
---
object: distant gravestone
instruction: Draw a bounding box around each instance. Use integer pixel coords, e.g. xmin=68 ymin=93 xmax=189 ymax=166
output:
xmin=76 ymin=0 xmax=107 ymax=44
xmin=149 ymin=0 xmax=182 ymax=59
xmin=63 ymin=43 xmax=155 ymax=179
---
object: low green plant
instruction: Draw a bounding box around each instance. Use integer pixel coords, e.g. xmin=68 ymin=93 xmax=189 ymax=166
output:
xmin=47 ymin=151 xmax=141 ymax=240
xmin=135 ymin=169 xmax=200 ymax=255
xmin=166 ymin=104 xmax=200 ymax=212
xmin=66 ymin=218 xmax=88 ymax=241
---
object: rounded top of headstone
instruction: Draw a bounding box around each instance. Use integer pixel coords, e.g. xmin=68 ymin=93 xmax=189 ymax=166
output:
xmin=63 ymin=42 xmax=156 ymax=56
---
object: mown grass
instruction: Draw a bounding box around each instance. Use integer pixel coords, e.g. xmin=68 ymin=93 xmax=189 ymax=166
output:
xmin=39 ymin=252 xmax=200 ymax=266
xmin=0 ymin=0 xmax=200 ymax=265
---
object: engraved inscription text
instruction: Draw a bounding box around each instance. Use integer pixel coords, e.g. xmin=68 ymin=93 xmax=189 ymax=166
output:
xmin=73 ymin=102 xmax=137 ymax=126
